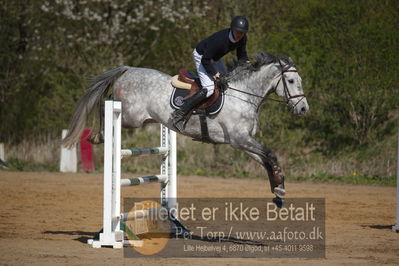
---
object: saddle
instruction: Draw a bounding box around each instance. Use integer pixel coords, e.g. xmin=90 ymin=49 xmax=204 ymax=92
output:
xmin=170 ymin=70 xmax=224 ymax=115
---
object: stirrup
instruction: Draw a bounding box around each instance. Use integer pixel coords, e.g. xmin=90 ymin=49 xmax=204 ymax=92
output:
xmin=172 ymin=110 xmax=186 ymax=132
xmin=89 ymin=132 xmax=104 ymax=144
xmin=173 ymin=119 xmax=186 ymax=132
xmin=172 ymin=109 xmax=184 ymax=120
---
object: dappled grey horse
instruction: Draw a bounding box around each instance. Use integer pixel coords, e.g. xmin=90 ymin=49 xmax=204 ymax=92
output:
xmin=63 ymin=51 xmax=309 ymax=207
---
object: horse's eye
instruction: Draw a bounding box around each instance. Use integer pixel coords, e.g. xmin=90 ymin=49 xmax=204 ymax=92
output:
xmin=288 ymin=79 xmax=294 ymax=84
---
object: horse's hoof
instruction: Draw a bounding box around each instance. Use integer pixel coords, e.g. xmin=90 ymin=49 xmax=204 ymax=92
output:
xmin=89 ymin=133 xmax=104 ymax=144
xmin=272 ymin=197 xmax=284 ymax=208
xmin=273 ymin=184 xmax=285 ymax=198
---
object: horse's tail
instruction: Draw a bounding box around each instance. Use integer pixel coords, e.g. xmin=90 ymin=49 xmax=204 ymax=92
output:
xmin=62 ymin=66 xmax=129 ymax=148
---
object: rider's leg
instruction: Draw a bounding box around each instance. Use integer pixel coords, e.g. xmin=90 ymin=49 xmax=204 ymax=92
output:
xmin=172 ymin=88 xmax=207 ymax=132
xmin=171 ymin=50 xmax=216 ymax=131
xmin=193 ymin=49 xmax=215 ymax=98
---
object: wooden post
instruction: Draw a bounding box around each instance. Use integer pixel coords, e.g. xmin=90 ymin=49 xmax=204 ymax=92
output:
xmin=393 ymin=128 xmax=399 ymax=232
xmin=60 ymin=130 xmax=77 ymax=173
xmin=0 ymin=143 xmax=5 ymax=161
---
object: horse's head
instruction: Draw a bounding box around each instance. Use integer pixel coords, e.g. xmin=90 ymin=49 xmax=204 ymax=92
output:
xmin=225 ymin=52 xmax=309 ymax=115
xmin=273 ymin=58 xmax=309 ymax=115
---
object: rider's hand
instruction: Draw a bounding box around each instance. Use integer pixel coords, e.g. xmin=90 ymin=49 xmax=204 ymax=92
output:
xmin=213 ymin=72 xmax=221 ymax=80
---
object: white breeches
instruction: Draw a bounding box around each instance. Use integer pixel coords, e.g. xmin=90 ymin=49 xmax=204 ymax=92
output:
xmin=193 ymin=49 xmax=227 ymax=98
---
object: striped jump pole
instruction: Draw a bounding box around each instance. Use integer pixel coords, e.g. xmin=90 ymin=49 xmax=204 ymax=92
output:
xmin=121 ymin=147 xmax=168 ymax=157
xmin=88 ymin=100 xmax=178 ymax=248
xmin=121 ymin=175 xmax=168 ymax=186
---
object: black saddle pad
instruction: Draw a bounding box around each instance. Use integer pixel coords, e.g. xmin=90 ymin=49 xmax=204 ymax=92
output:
xmin=170 ymin=87 xmax=225 ymax=116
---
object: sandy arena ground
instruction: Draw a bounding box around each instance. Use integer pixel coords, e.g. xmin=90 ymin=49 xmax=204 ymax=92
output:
xmin=0 ymin=171 xmax=398 ymax=265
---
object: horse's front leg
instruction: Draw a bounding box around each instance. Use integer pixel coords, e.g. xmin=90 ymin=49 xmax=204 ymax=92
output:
xmin=244 ymin=151 xmax=285 ymax=196
xmin=231 ymin=136 xmax=285 ymax=205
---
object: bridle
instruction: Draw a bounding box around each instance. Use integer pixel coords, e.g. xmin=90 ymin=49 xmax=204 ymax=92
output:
xmin=224 ymin=64 xmax=306 ymax=107
xmin=274 ymin=68 xmax=306 ymax=107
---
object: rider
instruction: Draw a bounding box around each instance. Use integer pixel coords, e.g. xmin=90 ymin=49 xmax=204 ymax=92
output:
xmin=172 ymin=16 xmax=250 ymax=131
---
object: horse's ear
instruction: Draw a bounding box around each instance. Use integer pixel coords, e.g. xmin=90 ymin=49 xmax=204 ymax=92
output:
xmin=288 ymin=57 xmax=294 ymax=65
xmin=251 ymin=60 xmax=260 ymax=70
xmin=250 ymin=53 xmax=263 ymax=71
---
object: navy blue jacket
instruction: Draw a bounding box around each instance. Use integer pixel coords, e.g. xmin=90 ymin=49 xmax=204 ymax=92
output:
xmin=196 ymin=28 xmax=249 ymax=76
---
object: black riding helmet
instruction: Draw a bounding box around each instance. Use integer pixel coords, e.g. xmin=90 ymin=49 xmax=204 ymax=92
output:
xmin=230 ymin=16 xmax=249 ymax=33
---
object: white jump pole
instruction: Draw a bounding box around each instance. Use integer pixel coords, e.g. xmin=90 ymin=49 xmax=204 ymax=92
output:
xmin=393 ymin=128 xmax=399 ymax=232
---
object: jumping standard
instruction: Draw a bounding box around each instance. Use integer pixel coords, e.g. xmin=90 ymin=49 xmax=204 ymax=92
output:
xmin=87 ymin=100 xmax=178 ymax=248
xmin=63 ymin=51 xmax=309 ymax=206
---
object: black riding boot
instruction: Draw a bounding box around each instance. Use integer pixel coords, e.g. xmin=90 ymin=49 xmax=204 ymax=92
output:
xmin=172 ymin=88 xmax=207 ymax=132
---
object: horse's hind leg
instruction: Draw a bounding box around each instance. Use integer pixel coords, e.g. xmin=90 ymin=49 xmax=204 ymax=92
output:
xmin=89 ymin=102 xmax=105 ymax=144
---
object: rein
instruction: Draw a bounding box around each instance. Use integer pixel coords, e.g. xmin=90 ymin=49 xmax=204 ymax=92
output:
xmin=224 ymin=85 xmax=263 ymax=99
xmin=223 ymin=67 xmax=305 ymax=106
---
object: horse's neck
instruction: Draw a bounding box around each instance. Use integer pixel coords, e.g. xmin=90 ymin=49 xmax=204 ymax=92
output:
xmin=229 ymin=64 xmax=278 ymax=104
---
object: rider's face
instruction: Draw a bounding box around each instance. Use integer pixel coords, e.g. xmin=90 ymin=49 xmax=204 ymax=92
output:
xmin=233 ymin=30 xmax=245 ymax=41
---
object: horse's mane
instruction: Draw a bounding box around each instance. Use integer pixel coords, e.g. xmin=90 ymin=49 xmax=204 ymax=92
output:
xmin=226 ymin=51 xmax=295 ymax=82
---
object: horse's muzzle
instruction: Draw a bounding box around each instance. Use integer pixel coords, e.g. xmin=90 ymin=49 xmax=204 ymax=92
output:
xmin=292 ymin=97 xmax=309 ymax=115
